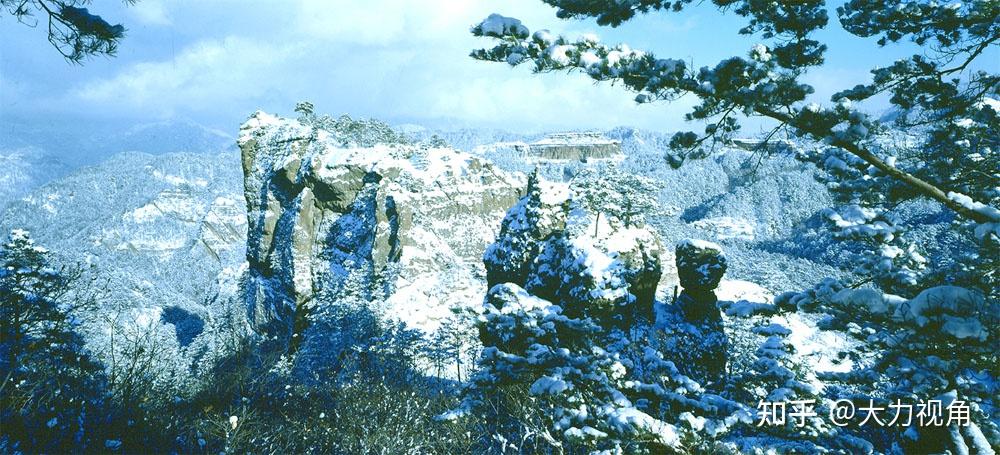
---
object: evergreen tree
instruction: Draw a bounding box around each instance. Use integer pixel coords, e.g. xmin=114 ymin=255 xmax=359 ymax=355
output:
xmin=0 ymin=230 xmax=108 ymax=452
xmin=571 ymin=165 xmax=660 ymax=234
xmin=1 ymin=0 xmax=133 ymax=62
xmin=469 ymin=6 xmax=998 ymax=450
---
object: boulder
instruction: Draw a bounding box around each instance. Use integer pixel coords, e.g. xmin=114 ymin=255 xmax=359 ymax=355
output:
xmin=675 ymin=239 xmax=727 ymax=294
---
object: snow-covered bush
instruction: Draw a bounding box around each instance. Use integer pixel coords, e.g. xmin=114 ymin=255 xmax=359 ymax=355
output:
xmin=778 ymin=280 xmax=999 ymax=452
xmin=0 ymin=230 xmax=110 ymax=452
xmin=722 ymin=317 xmax=874 ymax=453
xmin=455 ymin=280 xmax=757 ymax=453
xmin=173 ymin=340 xmax=473 ymax=454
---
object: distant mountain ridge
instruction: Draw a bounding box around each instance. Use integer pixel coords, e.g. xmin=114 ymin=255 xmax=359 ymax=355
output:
xmin=0 ymin=146 xmax=73 ymax=212
xmin=1 ymin=117 xmax=235 ymax=163
xmin=0 ymin=117 xmax=236 ymax=209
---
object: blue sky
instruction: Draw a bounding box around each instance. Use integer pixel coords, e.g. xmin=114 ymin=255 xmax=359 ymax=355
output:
xmin=2 ymin=0 xmax=984 ymax=137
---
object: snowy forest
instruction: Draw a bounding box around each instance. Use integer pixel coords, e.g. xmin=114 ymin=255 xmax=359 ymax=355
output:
xmin=1 ymin=1 xmax=998 ymax=454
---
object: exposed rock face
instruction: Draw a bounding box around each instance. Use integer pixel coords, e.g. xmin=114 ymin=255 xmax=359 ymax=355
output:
xmin=198 ymin=196 xmax=248 ymax=261
xmin=527 ymin=132 xmax=622 ymax=161
xmin=238 ymin=111 xmax=523 ymax=349
xmin=484 ymin=172 xmax=664 ymax=326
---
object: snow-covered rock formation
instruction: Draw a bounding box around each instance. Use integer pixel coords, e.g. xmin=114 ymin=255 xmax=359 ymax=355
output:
xmin=663 ymin=239 xmax=729 ymax=384
xmin=238 ymin=111 xmax=523 ymax=352
xmin=454 ymin=173 xmax=793 ymax=452
xmin=483 ymin=171 xmax=664 ymax=326
xmin=525 ymin=132 xmax=622 ymax=161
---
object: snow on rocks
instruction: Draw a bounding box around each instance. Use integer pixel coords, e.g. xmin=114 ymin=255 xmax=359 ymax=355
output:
xmin=527 ymin=132 xmax=622 ymax=161
xmin=674 ymin=239 xmax=726 ymax=294
xmin=776 ymin=311 xmax=857 ymax=375
xmin=717 ymin=280 xmax=774 ymax=304
xmin=462 ymin=175 xmax=815 ymax=450
xmin=238 ymin=110 xmax=523 ymax=354
xmin=485 ymin=171 xmax=664 ymax=326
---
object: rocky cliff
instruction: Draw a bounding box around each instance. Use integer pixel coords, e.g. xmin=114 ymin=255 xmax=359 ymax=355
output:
xmin=238 ymin=111 xmax=523 ymax=352
xmin=527 ymin=132 xmax=622 ymax=161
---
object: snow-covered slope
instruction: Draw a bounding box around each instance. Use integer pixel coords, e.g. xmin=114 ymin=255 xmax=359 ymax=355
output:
xmin=0 ymin=149 xmax=247 ymax=381
xmin=0 ymin=115 xmax=874 ymax=384
xmin=0 ymin=147 xmax=73 ymax=211
xmin=423 ymin=126 xmax=844 ymax=294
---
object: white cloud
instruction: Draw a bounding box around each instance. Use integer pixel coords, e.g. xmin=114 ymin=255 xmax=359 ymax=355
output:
xmin=293 ymin=0 xmax=553 ymax=45
xmin=74 ymin=36 xmax=304 ymax=115
xmin=68 ymin=0 xmax=697 ymax=132
xmin=129 ymin=0 xmax=172 ymax=26
xmin=419 ymin=70 xmax=687 ymax=131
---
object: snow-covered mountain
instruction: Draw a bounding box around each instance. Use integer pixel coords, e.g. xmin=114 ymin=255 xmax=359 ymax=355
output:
xmin=0 ymin=118 xmax=236 ymax=210
xmin=0 ymin=147 xmax=73 ymax=211
xmin=0 ymin=149 xmax=247 ymax=382
xmin=466 ymin=131 xmax=623 ymax=164
xmin=0 ymin=114 xmax=856 ymax=383
xmin=431 ymin=125 xmax=847 ymax=294
xmin=0 ymin=118 xmax=235 ymax=163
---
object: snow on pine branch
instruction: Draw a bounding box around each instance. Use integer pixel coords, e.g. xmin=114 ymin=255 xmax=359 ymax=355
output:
xmin=470 ymin=14 xmax=690 ymax=101
xmin=949 ymin=191 xmax=1000 ymax=243
xmin=468 ymin=13 xmax=832 ymax=147
xmin=469 ymin=13 xmax=1000 ymax=226
xmin=470 ymin=13 xmax=529 ymax=39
